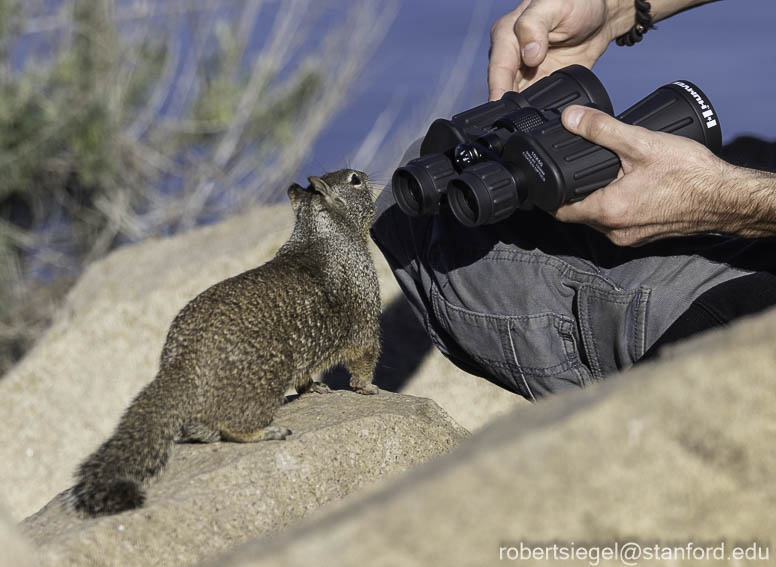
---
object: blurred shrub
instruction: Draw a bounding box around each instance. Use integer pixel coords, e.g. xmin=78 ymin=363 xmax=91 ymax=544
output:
xmin=0 ymin=0 xmax=395 ymax=374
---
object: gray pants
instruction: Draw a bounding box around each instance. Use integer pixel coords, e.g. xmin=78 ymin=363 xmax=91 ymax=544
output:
xmin=371 ymin=141 xmax=765 ymax=400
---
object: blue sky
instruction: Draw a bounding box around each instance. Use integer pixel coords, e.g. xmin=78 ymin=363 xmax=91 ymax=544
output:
xmin=310 ymin=0 xmax=776 ymax=171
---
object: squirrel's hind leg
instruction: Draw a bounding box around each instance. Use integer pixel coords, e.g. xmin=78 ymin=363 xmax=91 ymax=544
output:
xmin=179 ymin=420 xmax=221 ymax=443
xmin=297 ymin=380 xmax=333 ymax=394
xmin=220 ymin=425 xmax=292 ymax=442
xmin=181 ymin=420 xmax=290 ymax=443
xmin=346 ymin=341 xmax=380 ymax=395
xmin=215 ymin=393 xmax=291 ymax=442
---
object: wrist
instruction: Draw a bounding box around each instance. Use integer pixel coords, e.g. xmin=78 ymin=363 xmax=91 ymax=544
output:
xmin=605 ymin=0 xmax=640 ymax=40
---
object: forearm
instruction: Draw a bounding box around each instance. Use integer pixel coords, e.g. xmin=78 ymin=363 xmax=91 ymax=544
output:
xmin=718 ymin=165 xmax=776 ymax=238
xmin=606 ymin=0 xmax=719 ymax=38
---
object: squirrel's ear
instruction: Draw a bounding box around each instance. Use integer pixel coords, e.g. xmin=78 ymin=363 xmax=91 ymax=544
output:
xmin=288 ymin=183 xmax=309 ymax=213
xmin=309 ymin=176 xmax=345 ymax=207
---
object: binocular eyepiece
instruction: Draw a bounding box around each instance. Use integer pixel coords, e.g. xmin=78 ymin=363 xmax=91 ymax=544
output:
xmin=392 ymin=66 xmax=722 ymax=227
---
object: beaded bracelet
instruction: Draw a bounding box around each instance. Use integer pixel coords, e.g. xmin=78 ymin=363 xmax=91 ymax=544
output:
xmin=616 ymin=0 xmax=655 ymax=46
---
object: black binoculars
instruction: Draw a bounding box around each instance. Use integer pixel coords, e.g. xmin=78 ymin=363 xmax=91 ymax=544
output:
xmin=392 ymin=65 xmax=722 ymax=227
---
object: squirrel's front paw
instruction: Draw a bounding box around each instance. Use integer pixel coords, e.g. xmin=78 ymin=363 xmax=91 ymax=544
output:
xmin=350 ymin=378 xmax=379 ymax=395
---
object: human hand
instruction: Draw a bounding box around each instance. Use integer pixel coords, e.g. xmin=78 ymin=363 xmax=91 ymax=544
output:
xmin=488 ymin=0 xmax=627 ymax=100
xmin=553 ymin=105 xmax=734 ymax=246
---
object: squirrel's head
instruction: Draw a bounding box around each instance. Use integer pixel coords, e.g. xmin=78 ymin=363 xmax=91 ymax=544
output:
xmin=287 ymin=169 xmax=376 ymax=236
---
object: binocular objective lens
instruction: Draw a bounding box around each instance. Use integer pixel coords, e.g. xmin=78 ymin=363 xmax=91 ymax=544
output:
xmin=460 ymin=185 xmax=480 ymax=219
xmin=407 ymin=176 xmax=423 ymax=208
xmin=392 ymin=169 xmax=423 ymax=215
xmin=392 ymin=154 xmax=458 ymax=217
xmin=448 ymin=179 xmax=480 ymax=227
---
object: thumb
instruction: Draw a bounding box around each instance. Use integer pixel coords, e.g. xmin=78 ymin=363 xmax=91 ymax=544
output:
xmin=562 ymin=105 xmax=643 ymax=157
xmin=514 ymin=3 xmax=558 ymax=66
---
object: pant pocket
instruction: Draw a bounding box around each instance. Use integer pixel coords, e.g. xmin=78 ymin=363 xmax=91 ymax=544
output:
xmin=574 ymin=283 xmax=651 ymax=378
xmin=431 ymin=285 xmax=592 ymax=400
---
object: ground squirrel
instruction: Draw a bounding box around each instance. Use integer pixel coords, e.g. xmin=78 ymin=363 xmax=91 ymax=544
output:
xmin=72 ymin=169 xmax=381 ymax=517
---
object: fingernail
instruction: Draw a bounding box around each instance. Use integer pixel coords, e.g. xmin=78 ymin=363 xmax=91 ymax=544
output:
xmin=521 ymin=42 xmax=540 ymax=60
xmin=565 ymin=107 xmax=584 ymax=129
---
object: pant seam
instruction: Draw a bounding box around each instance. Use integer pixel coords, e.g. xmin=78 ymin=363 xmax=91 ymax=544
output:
xmin=507 ymin=318 xmax=536 ymax=402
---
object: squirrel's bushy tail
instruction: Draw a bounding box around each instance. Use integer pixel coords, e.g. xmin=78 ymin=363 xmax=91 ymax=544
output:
xmin=72 ymin=373 xmax=185 ymax=517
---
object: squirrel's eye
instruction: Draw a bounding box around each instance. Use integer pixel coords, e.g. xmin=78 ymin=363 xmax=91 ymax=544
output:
xmin=349 ymin=173 xmax=361 ymax=186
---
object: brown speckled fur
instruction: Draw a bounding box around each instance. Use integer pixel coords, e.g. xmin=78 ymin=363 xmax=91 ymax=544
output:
xmin=72 ymin=170 xmax=381 ymax=517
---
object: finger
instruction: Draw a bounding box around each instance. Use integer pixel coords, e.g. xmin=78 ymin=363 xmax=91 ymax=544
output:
xmin=488 ymin=17 xmax=522 ymax=101
xmin=561 ymin=105 xmax=647 ymax=159
xmin=553 ymin=176 xmax=627 ymax=223
xmin=553 ymin=194 xmax=604 ymax=225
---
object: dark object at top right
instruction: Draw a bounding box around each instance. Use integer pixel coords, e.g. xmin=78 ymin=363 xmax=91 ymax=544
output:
xmin=393 ymin=65 xmax=722 ymax=227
